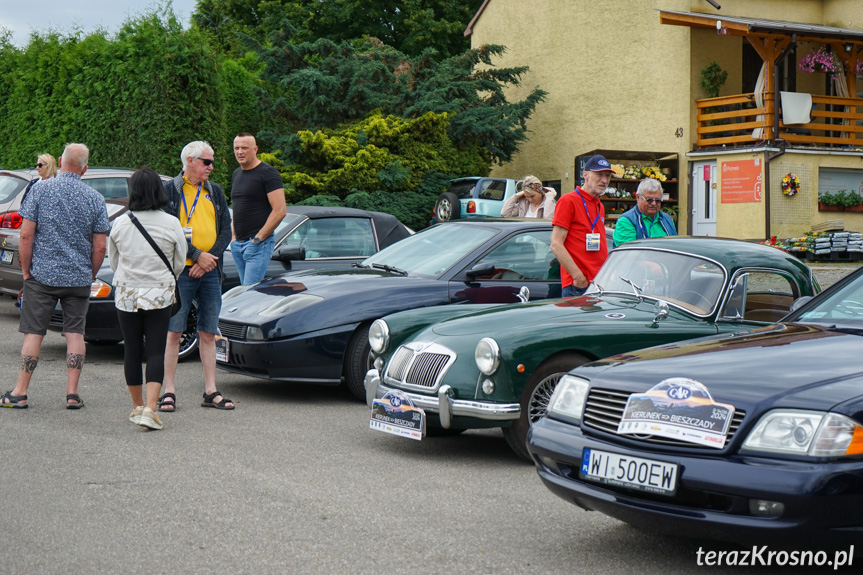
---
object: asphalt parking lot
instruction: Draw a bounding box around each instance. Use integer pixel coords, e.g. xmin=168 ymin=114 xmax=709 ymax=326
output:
xmin=0 ymin=264 xmax=856 ymax=575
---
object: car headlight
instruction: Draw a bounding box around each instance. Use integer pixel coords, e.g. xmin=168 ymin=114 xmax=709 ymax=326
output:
xmin=743 ymin=410 xmax=863 ymax=457
xmin=475 ymin=338 xmax=500 ymax=375
xmin=257 ymin=294 xmax=323 ymax=317
xmin=222 ymin=284 xmax=252 ymax=302
xmin=90 ymin=279 xmax=112 ymax=299
xmin=246 ymin=326 xmax=265 ymax=341
xmin=368 ymin=320 xmax=389 ymax=354
xmin=547 ymin=375 xmax=590 ymax=422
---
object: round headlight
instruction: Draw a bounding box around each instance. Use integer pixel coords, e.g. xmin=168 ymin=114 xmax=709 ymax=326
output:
xmin=368 ymin=320 xmax=390 ymax=354
xmin=475 ymin=338 xmax=500 ymax=375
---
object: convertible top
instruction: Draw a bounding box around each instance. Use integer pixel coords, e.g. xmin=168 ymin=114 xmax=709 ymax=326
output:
xmin=284 ymin=205 xmax=412 ymax=248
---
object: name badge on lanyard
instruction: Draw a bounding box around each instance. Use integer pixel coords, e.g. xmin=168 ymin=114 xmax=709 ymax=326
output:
xmin=581 ymin=194 xmax=603 ymax=252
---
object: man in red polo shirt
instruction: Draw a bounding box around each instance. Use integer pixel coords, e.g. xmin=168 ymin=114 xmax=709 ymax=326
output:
xmin=551 ymin=154 xmax=613 ymax=297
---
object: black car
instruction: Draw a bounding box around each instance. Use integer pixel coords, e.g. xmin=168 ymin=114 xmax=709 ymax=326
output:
xmin=69 ymin=206 xmax=412 ymax=360
xmin=527 ymin=265 xmax=863 ymax=547
xmin=216 ymin=219 xmax=576 ymax=399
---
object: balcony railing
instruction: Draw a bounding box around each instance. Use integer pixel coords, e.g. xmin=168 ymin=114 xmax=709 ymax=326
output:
xmin=695 ymin=93 xmax=863 ymax=150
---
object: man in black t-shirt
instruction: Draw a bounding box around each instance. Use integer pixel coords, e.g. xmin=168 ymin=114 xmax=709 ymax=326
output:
xmin=230 ymin=132 xmax=287 ymax=285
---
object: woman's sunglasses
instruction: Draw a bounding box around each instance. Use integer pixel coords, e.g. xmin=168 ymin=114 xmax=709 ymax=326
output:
xmin=35 ymin=163 xmax=45 ymax=168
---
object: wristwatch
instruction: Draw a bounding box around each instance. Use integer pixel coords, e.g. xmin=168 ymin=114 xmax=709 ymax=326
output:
xmin=251 ymin=237 xmax=262 ymax=245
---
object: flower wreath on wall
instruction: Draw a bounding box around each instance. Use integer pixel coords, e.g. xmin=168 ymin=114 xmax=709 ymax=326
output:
xmin=782 ymin=173 xmax=801 ymax=197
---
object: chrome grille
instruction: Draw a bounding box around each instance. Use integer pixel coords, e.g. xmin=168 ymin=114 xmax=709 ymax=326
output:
xmin=383 ymin=342 xmax=456 ymax=391
xmin=218 ymin=321 xmax=247 ymax=341
xmin=583 ymin=388 xmax=746 ymax=449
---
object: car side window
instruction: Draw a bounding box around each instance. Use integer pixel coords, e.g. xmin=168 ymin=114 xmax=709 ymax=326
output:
xmin=284 ymin=218 xmax=375 ymax=258
xmin=472 ymin=231 xmax=554 ymax=280
xmin=85 ymin=177 xmax=129 ymax=200
xmin=721 ymin=271 xmax=798 ymax=321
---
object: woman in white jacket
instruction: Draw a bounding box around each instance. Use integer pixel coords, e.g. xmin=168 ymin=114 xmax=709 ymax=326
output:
xmin=108 ymin=168 xmax=187 ymax=430
xmin=501 ymin=175 xmax=556 ymax=218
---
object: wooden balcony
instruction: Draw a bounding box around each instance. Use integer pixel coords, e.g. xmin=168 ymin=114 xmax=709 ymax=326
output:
xmin=696 ymin=93 xmax=863 ymax=150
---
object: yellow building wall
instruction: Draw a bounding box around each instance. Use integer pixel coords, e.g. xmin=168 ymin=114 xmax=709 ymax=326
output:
xmin=471 ymin=0 xmax=693 ymax=202
xmin=710 ymin=151 xmax=863 ymax=239
xmin=470 ymin=0 xmax=863 ymax=236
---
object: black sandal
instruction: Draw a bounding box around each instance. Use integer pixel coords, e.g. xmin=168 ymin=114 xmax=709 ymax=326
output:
xmin=66 ymin=393 xmax=84 ymax=409
xmin=201 ymin=391 xmax=235 ymax=410
xmin=158 ymin=393 xmax=176 ymax=412
xmin=1 ymin=390 xmax=28 ymax=409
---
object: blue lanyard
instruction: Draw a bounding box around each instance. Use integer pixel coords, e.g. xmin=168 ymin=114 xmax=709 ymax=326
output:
xmin=181 ymin=183 xmax=202 ymax=227
xmin=580 ymin=192 xmax=602 ymax=232
xmin=637 ymin=211 xmax=669 ymax=238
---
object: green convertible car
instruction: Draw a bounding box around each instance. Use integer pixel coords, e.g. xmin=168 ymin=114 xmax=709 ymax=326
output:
xmin=364 ymin=237 xmax=821 ymax=460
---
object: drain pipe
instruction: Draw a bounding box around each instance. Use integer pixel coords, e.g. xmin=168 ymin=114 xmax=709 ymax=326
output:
xmin=766 ymin=34 xmax=796 ymax=238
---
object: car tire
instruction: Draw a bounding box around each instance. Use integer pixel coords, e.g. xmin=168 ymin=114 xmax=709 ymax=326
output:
xmin=434 ymin=192 xmax=460 ymax=223
xmin=344 ymin=322 xmax=373 ymax=401
xmin=177 ymin=303 xmax=199 ymax=361
xmin=502 ymin=353 xmax=589 ymax=461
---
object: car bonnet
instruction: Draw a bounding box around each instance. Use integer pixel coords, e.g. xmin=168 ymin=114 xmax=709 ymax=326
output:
xmin=582 ymin=323 xmax=863 ymax=415
xmin=428 ymin=294 xmax=671 ymax=337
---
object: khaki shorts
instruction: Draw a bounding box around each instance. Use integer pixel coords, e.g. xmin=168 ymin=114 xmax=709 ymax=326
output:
xmin=19 ymin=277 xmax=90 ymax=336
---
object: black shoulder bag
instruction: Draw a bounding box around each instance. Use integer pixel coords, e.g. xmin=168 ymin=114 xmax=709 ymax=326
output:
xmin=127 ymin=213 xmax=182 ymax=315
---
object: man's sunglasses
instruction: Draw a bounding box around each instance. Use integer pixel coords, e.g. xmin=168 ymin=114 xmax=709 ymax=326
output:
xmin=640 ymin=197 xmax=662 ymax=204
xmin=35 ymin=163 xmax=45 ymax=168
xmin=196 ymin=158 xmax=214 ymax=166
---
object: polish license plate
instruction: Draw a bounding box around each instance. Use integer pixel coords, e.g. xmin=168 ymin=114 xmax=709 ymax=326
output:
xmin=580 ymin=448 xmax=678 ymax=496
xmin=0 ymin=250 xmax=13 ymax=264
xmin=214 ymin=335 xmax=229 ymax=363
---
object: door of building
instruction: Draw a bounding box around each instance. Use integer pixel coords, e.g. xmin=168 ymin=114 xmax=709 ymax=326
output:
xmin=691 ymin=161 xmax=717 ymax=236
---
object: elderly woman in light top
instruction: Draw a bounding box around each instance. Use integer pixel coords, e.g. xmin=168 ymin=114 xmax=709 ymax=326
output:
xmin=501 ymin=175 xmax=556 ymax=218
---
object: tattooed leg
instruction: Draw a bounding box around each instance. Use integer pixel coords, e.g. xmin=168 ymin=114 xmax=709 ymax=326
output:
xmin=66 ymin=353 xmax=85 ymax=370
xmin=20 ymin=354 xmax=38 ymax=373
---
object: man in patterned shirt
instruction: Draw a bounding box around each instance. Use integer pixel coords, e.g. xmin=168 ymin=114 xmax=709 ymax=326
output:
xmin=1 ymin=143 xmax=110 ymax=409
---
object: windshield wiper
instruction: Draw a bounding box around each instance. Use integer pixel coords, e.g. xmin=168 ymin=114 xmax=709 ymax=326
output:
xmin=826 ymin=325 xmax=863 ymax=336
xmin=619 ymin=276 xmax=643 ymax=299
xmin=372 ymin=263 xmax=408 ymax=276
xmin=351 ymin=262 xmax=370 ymax=269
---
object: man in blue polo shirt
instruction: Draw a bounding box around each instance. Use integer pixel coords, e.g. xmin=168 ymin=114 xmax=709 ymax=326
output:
xmin=613 ymin=178 xmax=677 ymax=247
xmin=2 ymin=143 xmax=110 ymax=410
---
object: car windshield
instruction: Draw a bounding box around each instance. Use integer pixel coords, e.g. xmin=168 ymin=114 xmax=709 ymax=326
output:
xmin=589 ymin=248 xmax=727 ymax=315
xmin=791 ymin=271 xmax=863 ymax=328
xmin=362 ymin=223 xmax=497 ymax=279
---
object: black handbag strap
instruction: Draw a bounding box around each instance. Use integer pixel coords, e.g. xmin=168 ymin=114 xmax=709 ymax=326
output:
xmin=127 ymin=213 xmax=176 ymax=277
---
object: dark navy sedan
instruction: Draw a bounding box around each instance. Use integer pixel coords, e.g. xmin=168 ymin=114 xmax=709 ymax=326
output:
xmin=216 ymin=219 xmax=571 ymax=399
xmin=527 ymin=266 xmax=863 ymax=547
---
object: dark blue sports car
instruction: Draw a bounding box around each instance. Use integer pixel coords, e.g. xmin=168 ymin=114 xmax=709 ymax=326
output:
xmin=216 ymin=219 xmax=580 ymax=399
xmin=527 ymin=265 xmax=863 ymax=547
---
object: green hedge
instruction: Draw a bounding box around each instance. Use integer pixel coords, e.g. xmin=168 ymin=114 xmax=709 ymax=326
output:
xmin=0 ymin=11 xmax=258 ymax=186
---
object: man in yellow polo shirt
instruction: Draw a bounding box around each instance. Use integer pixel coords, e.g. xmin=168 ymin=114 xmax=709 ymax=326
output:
xmin=160 ymin=141 xmax=234 ymax=412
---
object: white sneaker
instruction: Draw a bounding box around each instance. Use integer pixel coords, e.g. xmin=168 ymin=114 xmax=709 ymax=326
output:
xmin=129 ymin=406 xmax=144 ymax=424
xmin=138 ymin=407 xmax=163 ymax=430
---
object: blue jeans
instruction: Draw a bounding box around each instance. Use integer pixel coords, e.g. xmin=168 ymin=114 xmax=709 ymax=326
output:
xmin=231 ymin=236 xmax=276 ymax=285
xmin=562 ymin=284 xmax=588 ymax=297
xmin=168 ymin=268 xmax=222 ymax=334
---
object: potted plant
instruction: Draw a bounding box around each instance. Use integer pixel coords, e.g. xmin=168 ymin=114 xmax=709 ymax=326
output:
xmin=661 ymin=204 xmax=679 ymax=225
xmin=818 ymin=190 xmax=863 ymax=212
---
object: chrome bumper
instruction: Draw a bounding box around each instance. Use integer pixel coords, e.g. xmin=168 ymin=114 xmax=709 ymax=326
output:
xmin=365 ymin=369 xmax=520 ymax=428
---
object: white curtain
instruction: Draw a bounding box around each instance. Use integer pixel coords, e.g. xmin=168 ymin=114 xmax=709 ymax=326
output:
xmin=751 ymin=63 xmax=767 ymax=139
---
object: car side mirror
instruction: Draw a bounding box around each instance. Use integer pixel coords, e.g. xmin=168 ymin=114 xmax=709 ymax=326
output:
xmin=789 ymin=296 xmax=813 ymax=313
xmin=465 ymin=262 xmax=495 ymax=281
xmin=272 ymin=245 xmax=306 ymax=263
xmin=652 ymin=300 xmax=669 ymax=325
